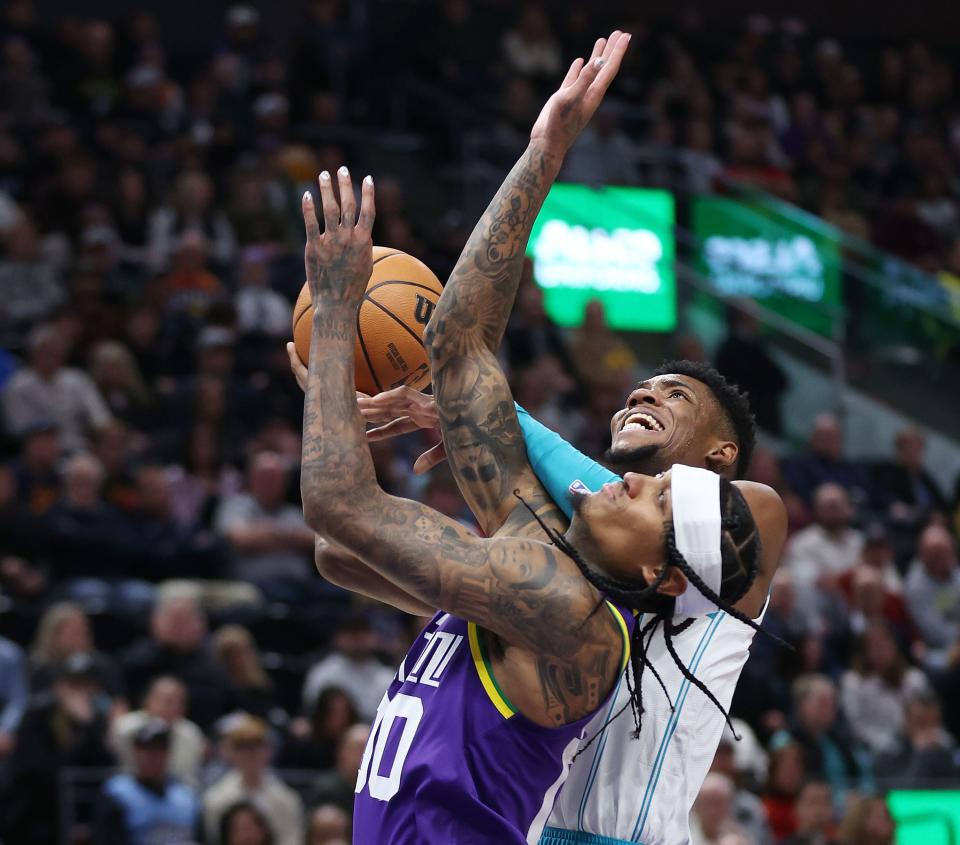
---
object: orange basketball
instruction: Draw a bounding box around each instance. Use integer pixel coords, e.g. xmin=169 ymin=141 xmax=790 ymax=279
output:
xmin=292 ymin=246 xmax=444 ymax=395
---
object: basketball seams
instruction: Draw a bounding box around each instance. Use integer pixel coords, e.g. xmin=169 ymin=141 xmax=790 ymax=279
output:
xmin=365 ymin=280 xmax=445 ymax=298
xmin=356 ymin=303 xmax=383 ymax=393
xmin=364 ymin=294 xmax=430 ymax=347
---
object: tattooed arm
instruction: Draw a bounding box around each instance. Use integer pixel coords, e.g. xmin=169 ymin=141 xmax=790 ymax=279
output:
xmin=299 ymin=168 xmax=622 ymax=722
xmin=424 ymin=32 xmax=631 ymax=537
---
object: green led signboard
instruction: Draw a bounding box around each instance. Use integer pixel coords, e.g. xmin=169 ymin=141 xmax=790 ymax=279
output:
xmin=888 ymin=790 xmax=960 ymax=845
xmin=527 ymin=183 xmax=676 ymax=331
xmin=691 ymin=195 xmax=843 ymax=337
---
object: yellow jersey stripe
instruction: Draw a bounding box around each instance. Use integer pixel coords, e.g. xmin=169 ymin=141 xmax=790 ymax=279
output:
xmin=605 ymin=600 xmax=631 ymax=673
xmin=467 ymin=622 xmax=516 ymax=719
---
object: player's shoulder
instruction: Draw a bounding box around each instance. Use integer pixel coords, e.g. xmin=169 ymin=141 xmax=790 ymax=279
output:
xmin=731 ymin=481 xmax=787 ymax=536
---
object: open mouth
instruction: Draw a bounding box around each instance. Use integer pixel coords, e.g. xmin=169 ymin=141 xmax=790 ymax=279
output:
xmin=619 ymin=410 xmax=666 ymax=434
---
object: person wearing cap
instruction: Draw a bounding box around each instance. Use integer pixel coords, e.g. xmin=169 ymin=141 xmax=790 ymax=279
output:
xmin=203 ymin=714 xmax=303 ymax=845
xmin=97 ymin=718 xmax=201 ymax=845
xmin=111 ymin=676 xmax=205 ymax=789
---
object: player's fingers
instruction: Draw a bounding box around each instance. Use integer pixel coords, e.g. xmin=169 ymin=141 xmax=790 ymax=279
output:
xmin=358 ymin=175 xmax=376 ymax=231
xmin=366 ymin=417 xmax=420 ymax=441
xmin=286 ymin=342 xmax=307 ymax=391
xmin=413 ymin=442 xmax=447 ymax=475
xmin=301 ymin=190 xmax=320 ymax=241
xmin=570 ymin=52 xmax=604 ymax=96
xmin=317 ymin=170 xmax=339 ymax=232
xmin=590 ymin=32 xmax=631 ymax=97
xmin=589 ymin=36 xmax=606 ymax=61
xmin=337 ymin=166 xmax=356 ymax=227
xmin=561 ymin=57 xmax=584 ymax=88
xmin=600 ymin=30 xmax=622 ymax=61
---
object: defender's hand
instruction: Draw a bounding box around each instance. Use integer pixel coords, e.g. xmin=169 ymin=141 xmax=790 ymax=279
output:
xmin=359 ymin=387 xmax=447 ymax=475
xmin=529 ymin=31 xmax=631 ymax=158
xmin=301 ymin=166 xmax=376 ymax=308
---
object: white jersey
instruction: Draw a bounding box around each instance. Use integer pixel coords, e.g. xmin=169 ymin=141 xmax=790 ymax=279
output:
xmin=544 ymin=604 xmax=765 ymax=845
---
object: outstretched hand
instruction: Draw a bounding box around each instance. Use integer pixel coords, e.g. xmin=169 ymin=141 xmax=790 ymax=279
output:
xmin=286 ymin=343 xmax=447 ymax=474
xmin=530 ymin=30 xmax=631 ymax=157
xmin=302 ymin=166 xmax=376 ymax=309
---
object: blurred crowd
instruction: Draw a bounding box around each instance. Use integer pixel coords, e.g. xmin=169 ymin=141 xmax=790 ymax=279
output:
xmin=0 ymin=1 xmax=959 ymax=844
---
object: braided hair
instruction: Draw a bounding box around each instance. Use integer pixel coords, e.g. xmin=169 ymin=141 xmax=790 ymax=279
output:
xmin=516 ymin=478 xmax=764 ymax=754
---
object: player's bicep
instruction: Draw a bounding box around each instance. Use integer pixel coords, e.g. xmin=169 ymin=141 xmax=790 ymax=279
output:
xmin=346 ymin=494 xmax=593 ymax=658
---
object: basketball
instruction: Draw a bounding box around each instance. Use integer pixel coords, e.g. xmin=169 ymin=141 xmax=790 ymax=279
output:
xmin=291 ymin=246 xmax=444 ymax=395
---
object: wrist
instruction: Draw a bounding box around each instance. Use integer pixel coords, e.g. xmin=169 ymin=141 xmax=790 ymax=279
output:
xmin=528 ymin=138 xmax=566 ymax=174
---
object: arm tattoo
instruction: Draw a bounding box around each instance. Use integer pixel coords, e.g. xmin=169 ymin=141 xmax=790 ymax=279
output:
xmin=301 ymin=301 xmax=619 ymax=720
xmin=425 ymin=142 xmax=565 ymax=536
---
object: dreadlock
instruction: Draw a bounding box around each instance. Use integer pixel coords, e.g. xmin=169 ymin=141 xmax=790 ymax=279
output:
xmin=650 ymin=360 xmax=757 ymax=478
xmin=515 ymin=478 xmax=767 ymax=756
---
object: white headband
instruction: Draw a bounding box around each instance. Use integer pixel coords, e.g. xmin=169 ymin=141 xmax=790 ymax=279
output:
xmin=670 ymin=464 xmax=722 ymax=618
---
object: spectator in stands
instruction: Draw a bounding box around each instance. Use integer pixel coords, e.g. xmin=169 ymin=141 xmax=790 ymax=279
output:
xmin=839 ymin=622 xmax=931 ymax=754
xmin=567 ymin=299 xmax=638 ymax=390
xmin=88 ymin=341 xmax=155 ymax=430
xmin=234 ymin=247 xmax=292 ymax=339
xmin=503 ymin=263 xmax=575 ymax=372
xmin=111 ymin=675 xmax=205 ymax=788
xmin=500 ymin=4 xmax=562 ymax=87
xmin=215 ymin=451 xmax=315 ymax=601
xmin=836 ymin=796 xmax=895 ymax=845
xmin=715 ymin=306 xmax=788 ymax=435
xmin=708 ymin=732 xmax=772 ymax=845
xmin=122 ymin=593 xmax=234 ymax=729
xmin=2 ymin=323 xmax=112 ymax=452
xmin=690 ymin=773 xmax=746 ymax=845
xmin=166 ymin=422 xmax=243 ymax=529
xmin=278 ymin=686 xmax=358 ymax=771
xmin=147 ymin=169 xmax=237 ymax=275
xmin=844 ymin=566 xmax=915 ymax=648
xmin=837 ymin=522 xmax=902 ymax=598
xmin=783 ymin=779 xmax=837 ymax=845
xmin=43 ymin=452 xmax=145 ymax=602
xmin=10 ymin=652 xmax=115 ymax=844
xmin=29 ymin=601 xmax=126 ymax=704
xmin=213 ymin=625 xmax=278 ymax=721
xmin=773 ymin=675 xmax=871 ymax=804
xmin=96 ymin=719 xmax=201 ymax=845
xmin=308 ymin=722 xmax=370 ymax=815
xmin=204 ymin=713 xmax=304 ymax=845
xmin=762 ymin=741 xmax=807 ymax=843
xmin=155 ymin=229 xmax=223 ymax=312
xmin=0 ymin=217 xmax=64 ymax=341
xmin=220 ymin=800 xmax=275 ymax=845
xmin=307 ymin=804 xmax=350 ymax=845
xmin=783 ymin=483 xmax=864 ymax=619
xmin=871 ymin=427 xmax=946 ymax=522
xmin=563 ymin=102 xmax=640 ymax=186
xmin=131 ymin=462 xmax=224 ymax=581
xmin=904 ymin=524 xmax=960 ymax=669
xmin=9 ymin=418 xmax=61 ymax=514
xmin=302 ymin=615 xmax=393 ymax=722
xmin=782 ymin=414 xmax=873 ymax=510
xmin=0 ymin=636 xmax=27 ymax=787
xmin=874 ymin=687 xmax=960 ymax=786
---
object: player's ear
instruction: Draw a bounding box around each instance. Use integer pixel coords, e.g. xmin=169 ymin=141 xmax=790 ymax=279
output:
xmin=705 ymin=440 xmax=738 ymax=478
xmin=639 ymin=565 xmax=687 ymax=597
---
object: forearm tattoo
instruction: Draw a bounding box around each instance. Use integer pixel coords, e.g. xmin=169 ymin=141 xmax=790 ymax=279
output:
xmin=425 ymin=143 xmax=565 ymax=536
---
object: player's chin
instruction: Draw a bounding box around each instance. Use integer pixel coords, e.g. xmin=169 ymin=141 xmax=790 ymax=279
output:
xmin=610 ymin=429 xmax=666 ymax=456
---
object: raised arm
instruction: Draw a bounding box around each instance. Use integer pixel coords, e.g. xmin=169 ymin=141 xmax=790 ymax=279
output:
xmin=424 ymin=32 xmax=631 ymax=536
xmin=298 ymin=168 xmax=613 ymax=670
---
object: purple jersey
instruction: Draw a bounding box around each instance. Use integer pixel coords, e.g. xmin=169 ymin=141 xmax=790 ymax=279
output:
xmin=353 ymin=605 xmax=632 ymax=844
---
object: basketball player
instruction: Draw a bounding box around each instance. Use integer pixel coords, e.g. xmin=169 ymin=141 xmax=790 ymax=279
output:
xmin=296 ymin=84 xmax=767 ymax=845
xmin=419 ymin=29 xmax=788 ymax=845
